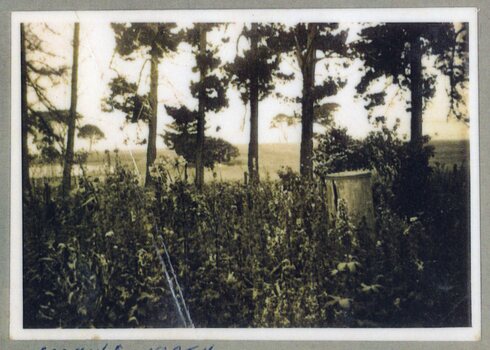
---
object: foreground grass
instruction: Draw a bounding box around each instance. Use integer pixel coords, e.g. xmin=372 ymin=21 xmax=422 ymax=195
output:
xmin=23 ymin=161 xmax=471 ymax=328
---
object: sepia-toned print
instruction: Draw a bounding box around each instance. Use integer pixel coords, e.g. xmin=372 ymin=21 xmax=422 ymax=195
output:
xmin=10 ymin=9 xmax=479 ymax=340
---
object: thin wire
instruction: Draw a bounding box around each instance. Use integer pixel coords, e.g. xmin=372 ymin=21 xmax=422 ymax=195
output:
xmin=127 ymin=148 xmax=141 ymax=180
xmin=125 ymin=146 xmax=192 ymax=327
xmin=100 ymin=22 xmax=194 ymax=325
xmin=157 ymin=230 xmax=194 ymax=327
xmin=150 ymin=230 xmax=188 ymax=327
xmin=154 ymin=166 xmax=194 ymax=327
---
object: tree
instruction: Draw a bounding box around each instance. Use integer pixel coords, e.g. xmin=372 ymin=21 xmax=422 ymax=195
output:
xmin=162 ymin=105 xmax=198 ymax=160
xmin=225 ymin=23 xmax=291 ymax=183
xmin=78 ymin=124 xmax=105 ymax=152
xmin=185 ymin=24 xmax=228 ymax=188
xmin=104 ymin=23 xmax=181 ymax=186
xmin=354 ymin=23 xmax=469 ymax=218
xmin=270 ymin=103 xmax=338 ymax=143
xmin=61 ymin=23 xmax=80 ymax=198
xmin=276 ymin=23 xmax=348 ymax=178
xmin=270 ymin=113 xmax=300 ymax=143
xmin=355 ymin=23 xmax=469 ymax=146
xmin=163 ymin=105 xmax=239 ymax=169
xmin=21 ymin=23 xmax=68 ymax=193
xmin=29 ymin=110 xmax=83 ymax=158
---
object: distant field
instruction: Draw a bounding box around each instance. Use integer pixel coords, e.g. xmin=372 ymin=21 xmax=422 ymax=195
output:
xmin=430 ymin=140 xmax=470 ymax=167
xmin=31 ymin=140 xmax=470 ymax=181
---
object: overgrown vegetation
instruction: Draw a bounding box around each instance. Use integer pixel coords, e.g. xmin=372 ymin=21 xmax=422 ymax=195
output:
xmin=23 ymin=129 xmax=470 ymax=328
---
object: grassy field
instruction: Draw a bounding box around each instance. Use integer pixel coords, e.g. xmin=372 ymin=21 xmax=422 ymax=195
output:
xmin=31 ymin=140 xmax=470 ymax=182
xmin=430 ymin=140 xmax=470 ymax=167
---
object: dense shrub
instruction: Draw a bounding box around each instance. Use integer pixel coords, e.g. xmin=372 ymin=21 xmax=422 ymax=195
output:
xmin=314 ymin=124 xmax=434 ymax=217
xmin=165 ymin=133 xmax=240 ymax=169
xmin=313 ymin=124 xmax=471 ymax=326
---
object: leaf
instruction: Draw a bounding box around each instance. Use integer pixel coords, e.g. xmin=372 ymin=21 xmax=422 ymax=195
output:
xmin=226 ymin=272 xmax=237 ymax=284
xmin=81 ymin=196 xmax=95 ymax=207
xmin=338 ymin=298 xmax=351 ymax=309
xmin=39 ymin=257 xmax=54 ymax=262
xmin=347 ymin=261 xmax=360 ymax=273
xmin=78 ymin=306 xmax=87 ymax=316
xmin=137 ymin=292 xmax=154 ymax=302
xmin=98 ymin=254 xmax=108 ymax=267
xmin=337 ymin=262 xmax=347 ymax=272
xmin=128 ymin=316 xmax=139 ymax=325
xmin=67 ymin=258 xmax=77 ymax=270
xmin=361 ymin=283 xmax=382 ymax=293
xmin=275 ymin=282 xmax=281 ymax=297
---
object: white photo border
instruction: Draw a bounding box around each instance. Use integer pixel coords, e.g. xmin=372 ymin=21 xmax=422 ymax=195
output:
xmin=10 ymin=8 xmax=481 ymax=341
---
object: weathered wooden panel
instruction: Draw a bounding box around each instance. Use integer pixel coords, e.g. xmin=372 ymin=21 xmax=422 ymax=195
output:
xmin=325 ymin=170 xmax=375 ymax=230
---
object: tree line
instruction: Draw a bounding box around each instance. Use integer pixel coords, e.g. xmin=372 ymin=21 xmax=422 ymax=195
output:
xmin=21 ymin=21 xmax=469 ymax=194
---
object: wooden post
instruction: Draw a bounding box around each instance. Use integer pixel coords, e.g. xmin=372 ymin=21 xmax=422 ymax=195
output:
xmin=325 ymin=170 xmax=375 ymax=230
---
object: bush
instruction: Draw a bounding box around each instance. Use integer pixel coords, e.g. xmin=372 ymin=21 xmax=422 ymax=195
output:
xmin=165 ymin=133 xmax=240 ymax=169
xmin=314 ymin=124 xmax=434 ymax=217
xmin=313 ymin=123 xmax=470 ymax=326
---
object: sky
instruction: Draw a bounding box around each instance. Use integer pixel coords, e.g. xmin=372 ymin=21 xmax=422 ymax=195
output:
xmin=26 ymin=21 xmax=469 ymax=152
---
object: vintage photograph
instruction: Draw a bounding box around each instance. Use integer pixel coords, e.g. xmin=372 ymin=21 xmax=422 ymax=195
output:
xmin=11 ymin=9 xmax=478 ymax=338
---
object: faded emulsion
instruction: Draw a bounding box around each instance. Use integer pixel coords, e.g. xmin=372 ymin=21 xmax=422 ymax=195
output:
xmin=15 ymin=11 xmax=474 ymax=336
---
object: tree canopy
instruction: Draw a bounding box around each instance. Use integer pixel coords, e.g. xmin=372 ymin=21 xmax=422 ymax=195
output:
xmin=354 ymin=22 xmax=469 ymax=142
xmin=78 ymin=124 xmax=105 ymax=151
xmin=163 ymin=105 xmax=239 ymax=169
xmin=225 ymin=23 xmax=292 ymax=104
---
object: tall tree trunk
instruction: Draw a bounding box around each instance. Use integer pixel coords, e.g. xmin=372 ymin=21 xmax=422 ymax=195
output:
xmin=61 ymin=23 xmax=80 ymax=198
xmin=195 ymin=25 xmax=207 ymax=189
xmin=410 ymin=35 xmax=423 ymax=146
xmin=145 ymin=44 xmax=159 ymax=187
xmin=21 ymin=23 xmax=31 ymax=195
xmin=248 ymin=23 xmax=260 ymax=184
xmin=299 ymin=24 xmax=317 ymax=179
